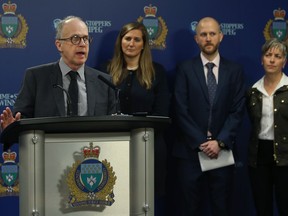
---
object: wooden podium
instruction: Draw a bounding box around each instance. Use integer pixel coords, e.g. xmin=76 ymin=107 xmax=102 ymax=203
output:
xmin=0 ymin=115 xmax=170 ymax=216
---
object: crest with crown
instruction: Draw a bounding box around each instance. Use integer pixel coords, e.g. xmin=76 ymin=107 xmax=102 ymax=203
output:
xmin=2 ymin=150 xmax=17 ymax=163
xmin=2 ymin=1 xmax=17 ymax=15
xmin=144 ymin=4 xmax=157 ymax=17
xmin=0 ymin=0 xmax=28 ymax=48
xmin=274 ymin=8 xmax=286 ymax=21
xmin=82 ymin=143 xmax=100 ymax=159
xmin=263 ymin=7 xmax=288 ymax=42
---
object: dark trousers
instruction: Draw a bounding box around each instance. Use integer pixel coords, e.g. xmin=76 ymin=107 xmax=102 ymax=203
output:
xmin=249 ymin=139 xmax=288 ymax=216
xmin=175 ymin=157 xmax=234 ymax=216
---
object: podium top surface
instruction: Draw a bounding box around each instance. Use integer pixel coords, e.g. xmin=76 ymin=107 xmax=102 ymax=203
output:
xmin=0 ymin=115 xmax=170 ymax=146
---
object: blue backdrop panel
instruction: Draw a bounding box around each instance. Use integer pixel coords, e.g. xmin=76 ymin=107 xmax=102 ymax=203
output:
xmin=0 ymin=0 xmax=287 ymax=215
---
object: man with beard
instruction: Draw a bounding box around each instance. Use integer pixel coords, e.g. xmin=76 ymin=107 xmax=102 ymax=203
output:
xmin=172 ymin=17 xmax=245 ymax=216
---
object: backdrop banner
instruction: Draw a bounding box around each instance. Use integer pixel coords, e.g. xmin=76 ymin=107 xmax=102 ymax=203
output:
xmin=0 ymin=1 xmax=287 ymax=215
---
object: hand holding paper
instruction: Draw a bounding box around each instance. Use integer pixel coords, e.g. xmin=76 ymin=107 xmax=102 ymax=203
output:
xmin=198 ymin=150 xmax=235 ymax=172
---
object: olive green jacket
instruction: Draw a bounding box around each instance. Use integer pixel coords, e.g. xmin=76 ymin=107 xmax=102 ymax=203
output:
xmin=246 ymin=85 xmax=288 ymax=167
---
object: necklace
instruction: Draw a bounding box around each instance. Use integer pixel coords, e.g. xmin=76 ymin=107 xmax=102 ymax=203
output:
xmin=127 ymin=65 xmax=139 ymax=70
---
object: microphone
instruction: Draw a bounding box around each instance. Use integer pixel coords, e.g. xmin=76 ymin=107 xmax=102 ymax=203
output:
xmin=98 ymin=75 xmax=122 ymax=115
xmin=53 ymin=84 xmax=72 ymax=116
xmin=98 ymin=74 xmax=117 ymax=90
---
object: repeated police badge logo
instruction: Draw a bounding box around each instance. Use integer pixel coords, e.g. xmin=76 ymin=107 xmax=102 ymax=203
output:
xmin=137 ymin=4 xmax=168 ymax=50
xmin=0 ymin=150 xmax=19 ymax=196
xmin=0 ymin=1 xmax=28 ymax=48
xmin=264 ymin=8 xmax=288 ymax=42
xmin=67 ymin=143 xmax=117 ymax=207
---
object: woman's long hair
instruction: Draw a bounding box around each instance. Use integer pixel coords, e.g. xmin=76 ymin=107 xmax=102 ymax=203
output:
xmin=108 ymin=22 xmax=155 ymax=89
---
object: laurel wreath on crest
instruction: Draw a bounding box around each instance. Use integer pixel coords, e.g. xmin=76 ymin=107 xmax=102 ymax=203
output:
xmin=263 ymin=19 xmax=273 ymax=41
xmin=263 ymin=19 xmax=288 ymax=43
xmin=0 ymin=14 xmax=28 ymax=47
xmin=67 ymin=159 xmax=117 ymax=206
xmin=137 ymin=16 xmax=168 ymax=49
xmin=0 ymin=164 xmax=19 ymax=196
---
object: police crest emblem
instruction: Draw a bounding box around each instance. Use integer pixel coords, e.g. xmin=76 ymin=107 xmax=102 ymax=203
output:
xmin=0 ymin=1 xmax=28 ymax=48
xmin=264 ymin=8 xmax=288 ymax=42
xmin=137 ymin=4 xmax=168 ymax=50
xmin=0 ymin=149 xmax=19 ymax=196
xmin=67 ymin=142 xmax=117 ymax=207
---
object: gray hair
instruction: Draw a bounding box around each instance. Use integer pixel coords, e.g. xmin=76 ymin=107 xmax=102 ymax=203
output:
xmin=262 ymin=38 xmax=288 ymax=58
xmin=55 ymin=16 xmax=84 ymax=39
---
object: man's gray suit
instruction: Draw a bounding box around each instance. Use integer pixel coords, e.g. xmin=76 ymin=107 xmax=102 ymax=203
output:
xmin=13 ymin=62 xmax=116 ymax=117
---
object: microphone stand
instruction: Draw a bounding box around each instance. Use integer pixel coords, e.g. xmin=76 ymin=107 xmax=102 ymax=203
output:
xmin=53 ymin=84 xmax=72 ymax=117
xmin=98 ymin=75 xmax=124 ymax=116
xmin=115 ymin=87 xmax=122 ymax=115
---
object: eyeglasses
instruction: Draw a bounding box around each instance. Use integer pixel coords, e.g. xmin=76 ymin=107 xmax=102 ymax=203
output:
xmin=58 ymin=35 xmax=92 ymax=45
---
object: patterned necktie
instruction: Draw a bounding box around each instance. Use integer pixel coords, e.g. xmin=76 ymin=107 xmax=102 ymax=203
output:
xmin=206 ymin=62 xmax=216 ymax=133
xmin=206 ymin=63 xmax=217 ymax=105
xmin=68 ymin=71 xmax=78 ymax=116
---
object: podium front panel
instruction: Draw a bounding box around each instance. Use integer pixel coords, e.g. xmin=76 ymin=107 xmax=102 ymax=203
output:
xmin=18 ymin=128 xmax=155 ymax=216
xmin=44 ymin=132 xmax=130 ymax=216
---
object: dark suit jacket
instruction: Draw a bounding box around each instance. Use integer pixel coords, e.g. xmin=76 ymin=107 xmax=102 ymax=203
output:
xmin=173 ymin=55 xmax=246 ymax=160
xmin=13 ymin=62 xmax=116 ymax=117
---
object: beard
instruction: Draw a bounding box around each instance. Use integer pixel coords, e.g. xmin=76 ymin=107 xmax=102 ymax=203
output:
xmin=201 ymin=43 xmax=219 ymax=56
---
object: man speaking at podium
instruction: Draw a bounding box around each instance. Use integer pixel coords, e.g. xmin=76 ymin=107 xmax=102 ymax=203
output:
xmin=0 ymin=16 xmax=116 ymax=130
